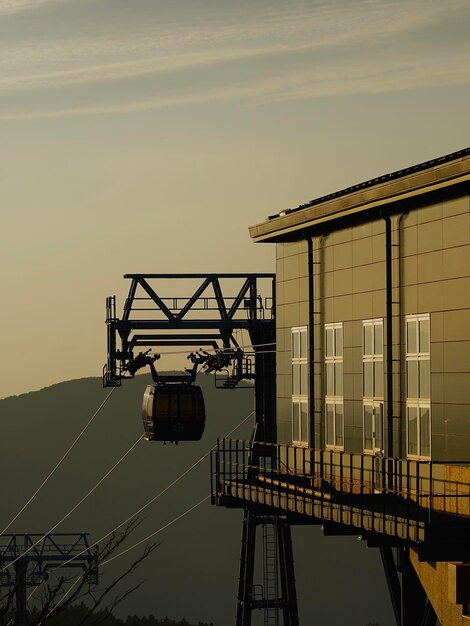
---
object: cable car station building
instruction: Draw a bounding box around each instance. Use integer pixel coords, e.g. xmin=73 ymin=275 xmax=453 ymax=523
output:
xmin=213 ymin=148 xmax=470 ymax=626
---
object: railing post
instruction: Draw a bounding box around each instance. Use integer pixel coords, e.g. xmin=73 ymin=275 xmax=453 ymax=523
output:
xmin=348 ymin=453 xmax=352 ymax=494
xmin=340 ymin=451 xmax=344 ymax=525
xmin=416 ymin=460 xmax=420 ymax=541
xmin=320 ymin=449 xmax=324 ymax=520
xmin=294 ymin=445 xmax=298 ymax=514
xmin=303 ymin=447 xmax=306 ymax=515
xmin=360 ymin=453 xmax=364 ymax=530
xmin=406 ymin=459 xmax=410 ymax=541
xmin=429 ymin=461 xmax=433 ymax=526
xmin=210 ymin=441 xmax=214 ymax=504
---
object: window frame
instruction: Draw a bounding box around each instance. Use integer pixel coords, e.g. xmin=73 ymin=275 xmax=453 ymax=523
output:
xmin=292 ymin=326 xmax=309 ymax=446
xmin=362 ymin=319 xmax=384 ymax=454
xmin=405 ymin=314 xmax=431 ymax=460
xmin=325 ymin=322 xmax=344 ymax=451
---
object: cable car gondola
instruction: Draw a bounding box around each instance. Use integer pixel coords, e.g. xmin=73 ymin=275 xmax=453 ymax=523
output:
xmin=142 ymin=381 xmax=206 ymax=443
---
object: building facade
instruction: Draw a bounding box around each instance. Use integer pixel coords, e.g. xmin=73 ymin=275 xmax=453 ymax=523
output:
xmin=250 ymin=148 xmax=470 ymax=465
xmin=213 ymin=148 xmax=470 ymax=626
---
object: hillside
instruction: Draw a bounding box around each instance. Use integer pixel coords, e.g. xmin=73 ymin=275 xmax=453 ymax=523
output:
xmin=0 ymin=375 xmax=394 ymax=626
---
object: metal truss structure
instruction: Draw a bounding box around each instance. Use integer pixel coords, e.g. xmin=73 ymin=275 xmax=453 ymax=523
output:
xmin=104 ymin=274 xmax=274 ymax=375
xmin=104 ymin=273 xmax=299 ymax=625
xmin=0 ymin=533 xmax=98 ymax=626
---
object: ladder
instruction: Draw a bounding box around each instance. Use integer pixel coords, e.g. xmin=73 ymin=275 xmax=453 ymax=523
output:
xmin=262 ymin=518 xmax=280 ymax=626
xmin=236 ymin=510 xmax=299 ymax=626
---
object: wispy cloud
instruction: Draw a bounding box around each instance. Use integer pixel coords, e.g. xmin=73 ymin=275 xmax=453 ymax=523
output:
xmin=2 ymin=44 xmax=469 ymax=121
xmin=0 ymin=0 xmax=66 ymax=16
xmin=0 ymin=0 xmax=469 ymax=119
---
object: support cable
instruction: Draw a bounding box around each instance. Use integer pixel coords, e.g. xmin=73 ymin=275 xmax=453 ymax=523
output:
xmin=131 ymin=342 xmax=276 ymax=356
xmin=55 ymin=409 xmax=254 ymax=571
xmin=38 ymin=405 xmax=253 ymax=621
xmin=0 ymin=429 xmax=143 ymax=574
xmin=0 ymin=387 xmax=117 ymax=537
xmin=101 ymin=495 xmax=210 ymax=566
xmin=41 ymin=495 xmax=210 ymax=624
xmin=6 ymin=406 xmax=253 ymax=620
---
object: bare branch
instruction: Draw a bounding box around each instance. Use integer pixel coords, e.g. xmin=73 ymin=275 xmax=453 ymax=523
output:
xmin=76 ymin=543 xmax=158 ymax=626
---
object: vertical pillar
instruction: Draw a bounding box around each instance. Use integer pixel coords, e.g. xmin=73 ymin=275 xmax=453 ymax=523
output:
xmin=13 ymin=561 xmax=28 ymax=626
xmin=253 ymin=327 xmax=277 ymax=444
xmin=236 ymin=510 xmax=257 ymax=626
xmin=277 ymin=519 xmax=299 ymax=626
xmin=398 ymin=548 xmax=436 ymax=626
xmin=306 ymin=235 xmax=315 ymax=450
xmin=379 ymin=547 xmax=401 ymax=626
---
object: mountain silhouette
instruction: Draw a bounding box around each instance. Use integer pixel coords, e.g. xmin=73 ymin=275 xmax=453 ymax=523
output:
xmin=0 ymin=375 xmax=394 ymax=626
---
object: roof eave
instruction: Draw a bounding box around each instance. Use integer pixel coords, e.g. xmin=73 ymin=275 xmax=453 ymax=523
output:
xmin=249 ymin=156 xmax=470 ymax=243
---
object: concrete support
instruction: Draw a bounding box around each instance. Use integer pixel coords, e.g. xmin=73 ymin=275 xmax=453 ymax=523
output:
xmin=399 ymin=548 xmax=434 ymax=626
xmin=410 ymin=549 xmax=470 ymax=626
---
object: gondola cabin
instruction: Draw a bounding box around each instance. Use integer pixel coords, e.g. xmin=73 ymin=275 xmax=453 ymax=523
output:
xmin=142 ymin=383 xmax=206 ymax=443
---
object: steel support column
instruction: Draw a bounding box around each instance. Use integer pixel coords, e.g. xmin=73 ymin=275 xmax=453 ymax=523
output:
xmin=398 ymin=549 xmax=437 ymax=626
xmin=380 ymin=547 xmax=402 ymax=626
xmin=236 ymin=513 xmax=299 ymax=626
xmin=13 ymin=562 xmax=27 ymax=626
xmin=236 ymin=510 xmax=257 ymax=626
xmin=277 ymin=519 xmax=299 ymax=626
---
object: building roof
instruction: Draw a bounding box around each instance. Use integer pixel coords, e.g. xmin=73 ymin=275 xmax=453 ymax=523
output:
xmin=249 ymin=147 xmax=470 ymax=242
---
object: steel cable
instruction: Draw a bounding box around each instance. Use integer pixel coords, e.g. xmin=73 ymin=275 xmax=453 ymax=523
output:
xmin=0 ymin=386 xmax=117 ymax=538
xmin=39 ymin=495 xmax=211 ymax=624
xmin=0 ymin=432 xmax=143 ymax=573
xmin=101 ymin=495 xmax=210 ymax=566
xmin=134 ymin=341 xmax=276 ymax=357
xmin=0 ymin=420 xmax=146 ymax=574
xmin=4 ymin=401 xmax=253 ymax=620
xmin=54 ymin=409 xmax=254 ymax=571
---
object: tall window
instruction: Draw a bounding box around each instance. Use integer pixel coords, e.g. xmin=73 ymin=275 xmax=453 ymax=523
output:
xmin=292 ymin=327 xmax=308 ymax=445
xmin=363 ymin=319 xmax=384 ymax=453
xmin=406 ymin=314 xmax=431 ymax=458
xmin=325 ymin=323 xmax=343 ymax=449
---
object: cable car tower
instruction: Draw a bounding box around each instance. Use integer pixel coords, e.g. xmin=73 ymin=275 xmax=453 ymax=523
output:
xmin=0 ymin=533 xmax=98 ymax=626
xmin=104 ymin=273 xmax=298 ymax=625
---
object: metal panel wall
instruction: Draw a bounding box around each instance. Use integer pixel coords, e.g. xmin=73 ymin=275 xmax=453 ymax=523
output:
xmin=276 ymin=241 xmax=308 ymax=444
xmin=275 ymin=191 xmax=470 ymax=461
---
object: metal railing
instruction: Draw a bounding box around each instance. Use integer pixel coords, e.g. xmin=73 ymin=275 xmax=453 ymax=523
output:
xmin=211 ymin=439 xmax=470 ymax=544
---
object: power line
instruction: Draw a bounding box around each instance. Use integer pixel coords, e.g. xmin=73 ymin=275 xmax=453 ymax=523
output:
xmin=41 ymin=495 xmax=211 ymax=624
xmin=0 ymin=387 xmax=117 ymax=538
xmin=35 ymin=406 xmax=254 ymax=620
xmin=55 ymin=409 xmax=254 ymax=571
xmin=0 ymin=425 xmax=143 ymax=574
xmin=4 ymin=404 xmax=254 ymax=623
xmin=140 ymin=341 xmax=276 ymax=357
xmin=101 ymin=495 xmax=210 ymax=566
xmin=11 ymin=410 xmax=253 ymax=622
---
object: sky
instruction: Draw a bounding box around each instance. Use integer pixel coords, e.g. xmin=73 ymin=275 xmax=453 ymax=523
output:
xmin=1 ymin=0 xmax=470 ymax=398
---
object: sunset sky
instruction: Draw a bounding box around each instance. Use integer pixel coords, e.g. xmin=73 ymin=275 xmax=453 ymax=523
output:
xmin=2 ymin=0 xmax=469 ymax=397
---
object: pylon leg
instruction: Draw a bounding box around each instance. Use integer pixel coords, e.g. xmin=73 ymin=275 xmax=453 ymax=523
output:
xmin=278 ymin=519 xmax=299 ymax=626
xmin=13 ymin=562 xmax=28 ymax=626
xmin=380 ymin=547 xmax=401 ymax=626
xmin=399 ymin=548 xmax=437 ymax=626
xmin=236 ymin=509 xmax=256 ymax=626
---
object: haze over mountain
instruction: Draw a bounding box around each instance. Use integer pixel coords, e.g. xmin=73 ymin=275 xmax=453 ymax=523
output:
xmin=0 ymin=374 xmax=394 ymax=625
